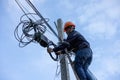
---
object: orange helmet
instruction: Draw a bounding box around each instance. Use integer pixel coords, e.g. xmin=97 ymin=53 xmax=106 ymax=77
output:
xmin=64 ymin=21 xmax=75 ymax=32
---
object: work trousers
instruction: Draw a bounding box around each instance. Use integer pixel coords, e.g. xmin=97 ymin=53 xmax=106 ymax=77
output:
xmin=74 ymin=48 xmax=93 ymax=80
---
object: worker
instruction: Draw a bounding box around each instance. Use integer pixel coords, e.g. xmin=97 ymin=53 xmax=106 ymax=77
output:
xmin=47 ymin=21 xmax=94 ymax=80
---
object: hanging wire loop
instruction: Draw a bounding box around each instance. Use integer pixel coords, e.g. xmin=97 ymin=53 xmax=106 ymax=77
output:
xmin=14 ymin=0 xmax=59 ymax=61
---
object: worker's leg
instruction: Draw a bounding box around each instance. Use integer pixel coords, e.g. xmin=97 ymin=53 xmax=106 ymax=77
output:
xmin=74 ymin=49 xmax=88 ymax=80
xmin=74 ymin=48 xmax=93 ymax=80
xmin=83 ymin=56 xmax=93 ymax=80
xmin=82 ymin=48 xmax=96 ymax=80
xmin=74 ymin=58 xmax=87 ymax=80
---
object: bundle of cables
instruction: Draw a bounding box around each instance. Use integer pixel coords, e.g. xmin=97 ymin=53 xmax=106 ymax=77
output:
xmin=14 ymin=0 xmax=59 ymax=61
xmin=14 ymin=13 xmax=49 ymax=47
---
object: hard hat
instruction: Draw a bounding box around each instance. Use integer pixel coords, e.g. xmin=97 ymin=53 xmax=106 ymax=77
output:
xmin=64 ymin=21 xmax=75 ymax=32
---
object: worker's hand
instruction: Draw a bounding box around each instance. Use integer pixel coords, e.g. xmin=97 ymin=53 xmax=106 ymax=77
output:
xmin=56 ymin=51 xmax=62 ymax=55
xmin=47 ymin=48 xmax=53 ymax=53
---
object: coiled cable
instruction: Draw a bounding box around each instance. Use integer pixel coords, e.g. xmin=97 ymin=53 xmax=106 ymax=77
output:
xmin=14 ymin=13 xmax=48 ymax=47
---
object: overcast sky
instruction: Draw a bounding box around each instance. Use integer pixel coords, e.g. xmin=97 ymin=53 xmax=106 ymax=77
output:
xmin=0 ymin=0 xmax=120 ymax=80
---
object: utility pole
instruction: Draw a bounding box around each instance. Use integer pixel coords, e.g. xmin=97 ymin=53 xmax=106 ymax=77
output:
xmin=56 ymin=19 xmax=70 ymax=80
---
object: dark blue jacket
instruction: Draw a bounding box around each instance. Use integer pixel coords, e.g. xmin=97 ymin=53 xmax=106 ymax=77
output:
xmin=53 ymin=30 xmax=90 ymax=53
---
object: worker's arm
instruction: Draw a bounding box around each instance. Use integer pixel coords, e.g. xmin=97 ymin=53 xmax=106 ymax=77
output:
xmin=53 ymin=41 xmax=70 ymax=52
xmin=47 ymin=41 xmax=70 ymax=54
xmin=47 ymin=48 xmax=62 ymax=55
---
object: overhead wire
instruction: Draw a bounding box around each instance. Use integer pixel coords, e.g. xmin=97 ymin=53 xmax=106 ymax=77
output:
xmin=14 ymin=0 xmax=59 ymax=61
xmin=14 ymin=0 xmax=57 ymax=47
xmin=14 ymin=1 xmax=46 ymax=47
xmin=16 ymin=0 xmax=55 ymax=36
xmin=25 ymin=0 xmax=61 ymax=41
xmin=15 ymin=0 xmax=30 ymax=20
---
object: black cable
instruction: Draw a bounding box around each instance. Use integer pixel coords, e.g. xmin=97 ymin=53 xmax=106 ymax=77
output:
xmin=16 ymin=0 xmax=54 ymax=36
xmin=15 ymin=0 xmax=30 ymax=20
xmin=25 ymin=0 xmax=61 ymax=41
xmin=14 ymin=0 xmax=59 ymax=61
xmin=15 ymin=0 xmax=60 ymax=42
xmin=14 ymin=13 xmax=47 ymax=47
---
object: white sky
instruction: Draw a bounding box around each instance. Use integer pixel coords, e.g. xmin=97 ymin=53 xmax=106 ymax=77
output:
xmin=0 ymin=0 xmax=120 ymax=80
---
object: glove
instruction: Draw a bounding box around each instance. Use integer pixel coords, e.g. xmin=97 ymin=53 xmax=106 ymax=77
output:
xmin=47 ymin=48 xmax=62 ymax=55
xmin=47 ymin=48 xmax=53 ymax=53
xmin=56 ymin=51 xmax=62 ymax=55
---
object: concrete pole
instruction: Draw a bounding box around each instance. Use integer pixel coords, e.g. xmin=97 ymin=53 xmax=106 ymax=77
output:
xmin=56 ymin=18 xmax=70 ymax=80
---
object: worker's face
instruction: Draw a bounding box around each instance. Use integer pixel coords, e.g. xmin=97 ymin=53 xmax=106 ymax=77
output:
xmin=66 ymin=28 xmax=71 ymax=35
xmin=65 ymin=27 xmax=73 ymax=35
